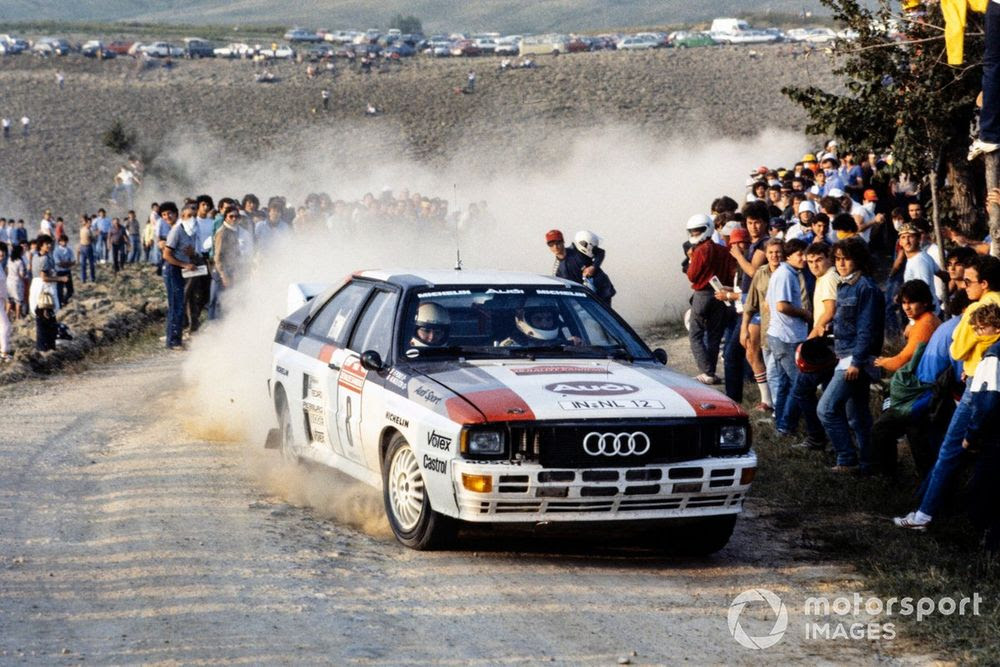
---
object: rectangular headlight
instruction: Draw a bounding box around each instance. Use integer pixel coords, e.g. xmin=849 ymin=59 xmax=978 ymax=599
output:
xmin=719 ymin=425 xmax=747 ymax=451
xmin=467 ymin=430 xmax=504 ymax=455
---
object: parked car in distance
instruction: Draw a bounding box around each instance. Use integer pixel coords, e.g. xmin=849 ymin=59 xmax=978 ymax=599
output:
xmin=183 ymin=38 xmax=215 ymax=58
xmin=0 ymin=34 xmax=28 ymax=54
xmin=141 ymin=42 xmax=184 ymax=58
xmin=669 ymin=31 xmax=717 ymax=48
xmin=259 ymin=44 xmax=296 ymax=59
xmin=425 ymin=38 xmax=453 ymax=57
xmin=471 ymin=37 xmax=497 ymax=54
xmin=617 ymin=35 xmax=660 ymax=50
xmin=33 ymin=37 xmax=73 ymax=56
xmin=285 ymin=27 xmax=322 ymax=42
xmin=519 ymin=34 xmax=569 ymax=56
xmin=214 ymin=42 xmax=253 ymax=58
xmin=450 ymin=39 xmax=481 ymax=57
xmin=107 ymin=40 xmax=134 ymax=55
xmin=495 ymin=35 xmax=521 ymax=55
xmin=81 ymin=40 xmax=116 ymax=58
xmin=385 ymin=43 xmax=416 ymax=58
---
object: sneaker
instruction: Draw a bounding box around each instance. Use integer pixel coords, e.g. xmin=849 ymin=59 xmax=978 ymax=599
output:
xmin=968 ymin=138 xmax=1000 ymax=161
xmin=893 ymin=512 xmax=930 ymax=531
xmin=792 ymin=436 xmax=826 ymax=451
xmin=694 ymin=373 xmax=715 ymax=385
xmin=830 ymin=464 xmax=859 ymax=474
xmin=754 ymin=402 xmax=773 ymax=413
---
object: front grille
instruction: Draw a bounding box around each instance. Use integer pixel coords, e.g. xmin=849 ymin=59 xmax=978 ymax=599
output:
xmin=507 ymin=421 xmax=726 ymax=468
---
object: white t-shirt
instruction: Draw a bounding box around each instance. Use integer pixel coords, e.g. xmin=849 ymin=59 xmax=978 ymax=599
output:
xmin=903 ymin=250 xmax=941 ymax=310
xmin=39 ymin=218 xmax=53 ymax=235
xmin=117 ymin=168 xmax=135 ymax=186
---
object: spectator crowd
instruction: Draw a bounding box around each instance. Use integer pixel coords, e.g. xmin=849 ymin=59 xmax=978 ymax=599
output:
xmin=678 ymin=144 xmax=1000 ymax=550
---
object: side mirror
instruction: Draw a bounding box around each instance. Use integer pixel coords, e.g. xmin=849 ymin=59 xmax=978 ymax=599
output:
xmin=360 ymin=350 xmax=385 ymax=372
xmin=653 ymin=348 xmax=669 ymax=366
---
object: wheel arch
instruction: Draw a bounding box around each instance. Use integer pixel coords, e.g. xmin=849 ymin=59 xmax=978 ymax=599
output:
xmin=379 ymin=426 xmax=402 ymax=469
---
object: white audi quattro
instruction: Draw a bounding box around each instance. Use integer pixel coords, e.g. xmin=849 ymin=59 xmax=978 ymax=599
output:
xmin=266 ymin=269 xmax=756 ymax=552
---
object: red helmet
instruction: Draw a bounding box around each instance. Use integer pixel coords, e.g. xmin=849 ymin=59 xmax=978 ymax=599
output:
xmin=796 ymin=337 xmax=837 ymax=373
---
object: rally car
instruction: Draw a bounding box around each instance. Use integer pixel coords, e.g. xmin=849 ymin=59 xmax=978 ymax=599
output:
xmin=266 ymin=270 xmax=755 ymax=552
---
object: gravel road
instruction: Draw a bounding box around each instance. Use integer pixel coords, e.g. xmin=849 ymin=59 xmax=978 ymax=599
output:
xmin=0 ymin=351 xmax=922 ymax=664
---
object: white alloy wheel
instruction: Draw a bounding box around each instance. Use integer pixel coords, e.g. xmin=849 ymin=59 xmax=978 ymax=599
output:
xmin=388 ymin=444 xmax=424 ymax=531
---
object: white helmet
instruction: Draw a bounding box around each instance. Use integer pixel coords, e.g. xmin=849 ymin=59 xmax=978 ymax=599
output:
xmin=411 ymin=301 xmax=450 ymax=347
xmin=515 ymin=297 xmax=560 ymax=341
xmin=798 ymin=200 xmax=817 ymax=215
xmin=573 ymin=230 xmax=600 ymax=257
xmin=686 ymin=213 xmax=713 ymax=244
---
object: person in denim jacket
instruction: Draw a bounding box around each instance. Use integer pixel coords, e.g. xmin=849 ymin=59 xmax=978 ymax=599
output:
xmin=817 ymin=237 xmax=885 ymax=473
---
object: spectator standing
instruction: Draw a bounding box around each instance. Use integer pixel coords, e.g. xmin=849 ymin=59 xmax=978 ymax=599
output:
xmin=685 ymin=214 xmax=737 ymax=385
xmin=187 ymin=194 xmax=216 ymax=329
xmin=818 ymin=238 xmax=885 ymax=473
xmin=715 ymin=227 xmax=750 ymax=402
xmin=125 ymin=210 xmax=141 ymax=263
xmin=766 ymin=238 xmax=812 ymax=436
xmin=20 ymin=116 xmax=28 ymax=137
xmin=160 ymin=202 xmax=192 ymax=350
xmin=557 ymin=231 xmax=616 ymax=306
xmin=545 ymin=230 xmax=566 ymax=275
xmin=2 ymin=118 xmax=9 ymax=139
xmin=6 ymin=245 xmax=25 ymax=320
xmin=899 ymin=223 xmax=941 ymax=312
xmin=78 ymin=216 xmax=96 ymax=282
xmin=28 ymin=234 xmax=64 ymax=351
xmin=321 ymin=89 xmax=330 ymax=111
xmin=38 ymin=209 xmax=54 ymax=236
xmin=108 ymin=217 xmax=126 ymax=274
xmin=211 ymin=207 xmax=242 ymax=319
xmin=52 ymin=235 xmax=75 ymax=306
xmin=0 ymin=255 xmax=9 ymax=361
xmin=92 ymin=208 xmax=110 ymax=263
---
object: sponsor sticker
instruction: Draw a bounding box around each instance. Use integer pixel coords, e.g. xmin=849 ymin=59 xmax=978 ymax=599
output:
xmin=386 ymin=411 xmax=409 ymax=429
xmin=386 ymin=368 xmax=408 ymax=390
xmin=536 ymin=289 xmax=586 ymax=297
xmin=427 ymin=430 xmax=452 ymax=451
xmin=420 ymin=290 xmax=471 ymax=298
xmin=338 ymin=356 xmax=367 ymax=394
xmin=559 ymin=399 xmax=665 ymax=410
xmin=486 ymin=288 xmax=524 ymax=294
xmin=276 ymin=365 xmax=289 ymax=376
xmin=509 ymin=365 xmax=607 ymax=376
xmin=422 ymin=454 xmax=447 ymax=474
xmin=544 ymin=381 xmax=639 ymax=396
xmin=415 ymin=385 xmax=444 ymax=404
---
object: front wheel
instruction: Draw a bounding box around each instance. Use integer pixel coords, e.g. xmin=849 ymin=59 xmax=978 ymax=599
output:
xmin=382 ymin=434 xmax=455 ymax=550
xmin=276 ymin=391 xmax=300 ymax=463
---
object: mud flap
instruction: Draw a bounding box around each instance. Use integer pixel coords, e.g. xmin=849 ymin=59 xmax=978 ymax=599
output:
xmin=265 ymin=428 xmax=281 ymax=449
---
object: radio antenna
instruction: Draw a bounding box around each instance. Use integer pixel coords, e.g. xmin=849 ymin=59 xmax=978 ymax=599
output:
xmin=453 ymin=182 xmax=463 ymax=271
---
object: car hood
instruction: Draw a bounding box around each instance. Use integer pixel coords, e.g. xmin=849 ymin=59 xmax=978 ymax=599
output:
xmin=414 ymin=359 xmax=743 ymax=424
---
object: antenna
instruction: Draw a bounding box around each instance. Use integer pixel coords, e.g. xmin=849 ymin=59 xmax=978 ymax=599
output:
xmin=453 ymin=182 xmax=463 ymax=271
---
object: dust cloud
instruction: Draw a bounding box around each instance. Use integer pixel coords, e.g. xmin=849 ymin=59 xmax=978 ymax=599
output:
xmin=172 ymin=123 xmax=805 ymax=525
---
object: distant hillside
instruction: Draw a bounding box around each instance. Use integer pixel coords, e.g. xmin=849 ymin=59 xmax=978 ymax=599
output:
xmin=0 ymin=0 xmax=837 ymax=33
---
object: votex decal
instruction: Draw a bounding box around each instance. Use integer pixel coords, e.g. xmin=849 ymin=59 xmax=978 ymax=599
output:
xmin=338 ymin=356 xmax=367 ymax=394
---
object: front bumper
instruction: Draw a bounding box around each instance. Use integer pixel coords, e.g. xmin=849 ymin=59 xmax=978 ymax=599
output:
xmin=450 ymin=453 xmax=756 ymax=523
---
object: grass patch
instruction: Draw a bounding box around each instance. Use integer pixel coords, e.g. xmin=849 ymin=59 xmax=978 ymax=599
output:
xmin=749 ymin=410 xmax=1000 ymax=662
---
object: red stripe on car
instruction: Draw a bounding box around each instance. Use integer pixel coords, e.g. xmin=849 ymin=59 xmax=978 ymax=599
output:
xmin=446 ymin=388 xmax=536 ymax=424
xmin=318 ymin=344 xmax=336 ymax=363
xmin=669 ymin=385 xmax=746 ymax=417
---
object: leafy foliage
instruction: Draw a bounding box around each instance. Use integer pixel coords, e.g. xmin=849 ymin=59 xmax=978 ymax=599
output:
xmin=388 ymin=13 xmax=422 ymax=35
xmin=783 ymin=0 xmax=983 ymax=179
xmin=102 ymin=119 xmax=136 ymax=155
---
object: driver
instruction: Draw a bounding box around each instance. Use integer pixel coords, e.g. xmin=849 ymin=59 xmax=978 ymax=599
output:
xmin=411 ymin=302 xmax=450 ymax=347
xmin=498 ymin=297 xmax=578 ymax=346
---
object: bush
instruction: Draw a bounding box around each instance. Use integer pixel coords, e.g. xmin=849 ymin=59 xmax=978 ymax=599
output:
xmin=102 ymin=119 xmax=136 ymax=154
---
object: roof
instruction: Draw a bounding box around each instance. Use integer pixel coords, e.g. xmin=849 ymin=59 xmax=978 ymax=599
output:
xmin=358 ymin=269 xmax=574 ymax=289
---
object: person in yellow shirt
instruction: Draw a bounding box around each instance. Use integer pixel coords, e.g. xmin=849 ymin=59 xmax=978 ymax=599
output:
xmin=950 ymin=255 xmax=1000 ymax=377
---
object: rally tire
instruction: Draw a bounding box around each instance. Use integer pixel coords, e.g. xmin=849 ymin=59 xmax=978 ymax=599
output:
xmin=276 ymin=390 xmax=299 ymax=464
xmin=382 ymin=434 xmax=455 ymax=550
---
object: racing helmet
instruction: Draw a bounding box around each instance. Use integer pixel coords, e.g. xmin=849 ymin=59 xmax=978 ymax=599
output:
xmin=412 ymin=302 xmax=450 ymax=347
xmin=686 ymin=214 xmax=713 ymax=244
xmin=795 ymin=337 xmax=837 ymax=373
xmin=574 ymin=230 xmax=600 ymax=257
xmin=515 ymin=297 xmax=560 ymax=341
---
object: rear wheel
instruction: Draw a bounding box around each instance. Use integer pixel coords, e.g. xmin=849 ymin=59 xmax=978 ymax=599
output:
xmin=276 ymin=391 xmax=300 ymax=463
xmin=382 ymin=434 xmax=455 ymax=550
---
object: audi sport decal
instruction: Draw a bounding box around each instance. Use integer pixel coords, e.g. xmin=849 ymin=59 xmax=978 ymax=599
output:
xmin=559 ymin=399 xmax=665 ymax=410
xmin=338 ymin=356 xmax=367 ymax=394
xmin=544 ymin=381 xmax=639 ymax=396
xmin=508 ymin=365 xmax=608 ymax=376
xmin=582 ymin=431 xmax=651 ymax=456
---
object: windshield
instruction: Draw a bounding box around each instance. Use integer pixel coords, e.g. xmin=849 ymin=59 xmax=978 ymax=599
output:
xmin=399 ymin=286 xmax=652 ymax=361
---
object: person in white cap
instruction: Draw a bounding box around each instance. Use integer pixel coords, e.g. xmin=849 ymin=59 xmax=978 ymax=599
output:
xmin=819 ymin=153 xmax=846 ymax=196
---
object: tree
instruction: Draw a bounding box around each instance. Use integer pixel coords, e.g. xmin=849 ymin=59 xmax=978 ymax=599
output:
xmin=783 ymin=0 xmax=984 ymax=232
xmin=102 ymin=119 xmax=136 ymax=155
xmin=388 ymin=14 xmax=423 ymax=35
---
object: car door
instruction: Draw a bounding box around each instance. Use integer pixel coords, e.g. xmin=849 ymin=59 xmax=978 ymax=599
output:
xmin=296 ymin=281 xmax=372 ymax=460
xmin=338 ymin=287 xmax=400 ymax=470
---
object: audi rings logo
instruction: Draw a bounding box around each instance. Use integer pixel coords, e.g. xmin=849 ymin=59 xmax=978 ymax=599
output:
xmin=582 ymin=431 xmax=651 ymax=456
xmin=728 ymin=588 xmax=788 ymax=650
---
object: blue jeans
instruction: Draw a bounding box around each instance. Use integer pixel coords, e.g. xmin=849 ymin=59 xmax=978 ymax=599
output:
xmin=918 ymin=381 xmax=974 ymax=517
xmin=767 ymin=336 xmax=802 ymax=432
xmin=207 ymin=270 xmax=223 ymax=320
xmin=128 ymin=236 xmax=142 ymax=263
xmin=722 ymin=310 xmax=744 ymax=402
xmin=164 ymin=265 xmax=185 ymax=348
xmin=79 ymin=244 xmax=96 ymax=281
xmin=792 ymin=367 xmax=831 ymax=441
xmin=983 ymin=0 xmax=1000 ymax=143
xmin=95 ymin=233 xmax=107 ymax=262
xmin=817 ymin=368 xmax=874 ymax=468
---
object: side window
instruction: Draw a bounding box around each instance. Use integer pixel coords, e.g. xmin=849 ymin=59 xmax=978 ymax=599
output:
xmin=348 ymin=290 xmax=399 ymax=357
xmin=305 ymin=282 xmax=371 ymax=345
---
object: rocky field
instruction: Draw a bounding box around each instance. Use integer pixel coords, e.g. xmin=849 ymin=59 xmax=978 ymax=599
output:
xmin=0 ymin=44 xmax=841 ymax=219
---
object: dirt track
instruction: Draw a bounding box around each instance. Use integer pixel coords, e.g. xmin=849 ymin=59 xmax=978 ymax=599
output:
xmin=0 ymin=349 xmax=935 ymax=664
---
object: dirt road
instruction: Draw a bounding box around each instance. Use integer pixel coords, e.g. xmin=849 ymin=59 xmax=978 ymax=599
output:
xmin=0 ymin=353 xmax=923 ymax=664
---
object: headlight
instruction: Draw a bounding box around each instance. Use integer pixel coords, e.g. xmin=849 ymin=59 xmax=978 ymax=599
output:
xmin=719 ymin=425 xmax=747 ymax=451
xmin=462 ymin=429 xmax=505 ymax=456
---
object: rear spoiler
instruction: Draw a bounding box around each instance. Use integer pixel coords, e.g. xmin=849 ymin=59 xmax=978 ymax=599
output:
xmin=287 ymin=282 xmax=329 ymax=314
